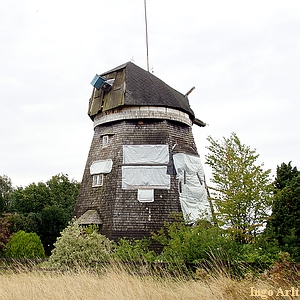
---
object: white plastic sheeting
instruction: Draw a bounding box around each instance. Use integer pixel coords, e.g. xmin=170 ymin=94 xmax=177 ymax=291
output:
xmin=122 ymin=166 xmax=170 ymax=189
xmin=138 ymin=189 xmax=154 ymax=202
xmin=173 ymin=153 xmax=211 ymax=223
xmin=123 ymin=145 xmax=169 ymax=164
xmin=90 ymin=159 xmax=113 ymax=175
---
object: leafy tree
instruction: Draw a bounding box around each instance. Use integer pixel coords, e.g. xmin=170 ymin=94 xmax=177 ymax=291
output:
xmin=0 ymin=216 xmax=11 ymax=256
xmin=48 ymin=220 xmax=112 ymax=269
xmin=5 ymin=230 xmax=46 ymax=258
xmin=39 ymin=206 xmax=70 ymax=255
xmin=9 ymin=182 xmax=50 ymax=214
xmin=0 ymin=175 xmax=13 ymax=213
xmin=205 ymin=133 xmax=273 ymax=242
xmin=5 ymin=212 xmax=39 ymax=235
xmin=274 ymin=161 xmax=299 ymax=190
xmin=46 ymin=173 xmax=80 ymax=218
xmin=8 ymin=173 xmax=80 ymax=255
xmin=9 ymin=173 xmax=79 ymax=216
xmin=267 ymin=162 xmax=300 ymax=261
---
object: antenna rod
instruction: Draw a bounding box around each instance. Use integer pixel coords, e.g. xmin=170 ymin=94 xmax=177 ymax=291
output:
xmin=144 ymin=0 xmax=150 ymax=72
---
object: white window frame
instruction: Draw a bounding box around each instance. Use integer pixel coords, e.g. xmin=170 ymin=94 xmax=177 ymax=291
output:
xmin=92 ymin=174 xmax=103 ymax=187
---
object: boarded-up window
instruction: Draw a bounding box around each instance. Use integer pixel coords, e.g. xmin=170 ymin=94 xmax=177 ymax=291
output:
xmin=90 ymin=159 xmax=113 ymax=175
xmin=122 ymin=145 xmax=170 ymax=196
xmin=122 ymin=166 xmax=170 ymax=189
xmin=123 ymin=145 xmax=169 ymax=164
xmin=138 ymin=189 xmax=154 ymax=202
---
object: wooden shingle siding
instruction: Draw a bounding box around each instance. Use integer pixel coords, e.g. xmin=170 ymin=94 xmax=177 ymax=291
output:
xmin=74 ymin=119 xmax=196 ymax=240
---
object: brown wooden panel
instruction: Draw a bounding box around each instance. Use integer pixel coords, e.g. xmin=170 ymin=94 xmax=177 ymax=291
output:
xmin=88 ymin=88 xmax=104 ymax=117
xmin=103 ymin=69 xmax=125 ymax=111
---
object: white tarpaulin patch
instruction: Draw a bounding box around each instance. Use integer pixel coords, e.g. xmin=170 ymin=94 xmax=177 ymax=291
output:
xmin=122 ymin=166 xmax=170 ymax=189
xmin=123 ymin=145 xmax=169 ymax=164
xmin=90 ymin=159 xmax=113 ymax=175
xmin=173 ymin=153 xmax=210 ymax=223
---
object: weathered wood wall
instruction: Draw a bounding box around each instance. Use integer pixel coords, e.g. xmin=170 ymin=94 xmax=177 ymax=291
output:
xmin=74 ymin=118 xmax=198 ymax=240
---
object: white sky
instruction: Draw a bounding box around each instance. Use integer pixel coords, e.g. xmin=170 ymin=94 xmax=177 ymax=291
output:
xmin=1 ymin=0 xmax=299 ymax=187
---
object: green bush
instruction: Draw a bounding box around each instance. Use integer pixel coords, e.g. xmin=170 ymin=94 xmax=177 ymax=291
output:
xmin=152 ymin=216 xmax=240 ymax=265
xmin=112 ymin=237 xmax=156 ymax=262
xmin=240 ymin=236 xmax=281 ymax=265
xmin=5 ymin=230 xmax=46 ymax=258
xmin=48 ymin=220 xmax=112 ymax=269
xmin=151 ymin=215 xmax=284 ymax=277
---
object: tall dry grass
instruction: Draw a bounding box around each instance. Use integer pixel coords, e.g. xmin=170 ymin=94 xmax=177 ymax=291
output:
xmin=0 ymin=262 xmax=298 ymax=300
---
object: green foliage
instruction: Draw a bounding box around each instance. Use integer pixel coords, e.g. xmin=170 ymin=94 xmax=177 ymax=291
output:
xmin=9 ymin=173 xmax=79 ymax=217
xmin=0 ymin=175 xmax=13 ymax=213
xmin=152 ymin=215 xmax=240 ymax=265
xmin=0 ymin=216 xmax=11 ymax=256
xmin=150 ymin=214 xmax=282 ymax=277
xmin=112 ymin=238 xmax=156 ymax=262
xmin=48 ymin=220 xmax=112 ymax=269
xmin=46 ymin=173 xmax=80 ymax=218
xmin=274 ymin=161 xmax=299 ymax=190
xmin=0 ymin=212 xmax=41 ymax=257
xmin=205 ymin=133 xmax=273 ymax=242
xmin=239 ymin=236 xmax=280 ymax=265
xmin=267 ymin=162 xmax=300 ymax=261
xmin=39 ymin=206 xmax=70 ymax=256
xmin=4 ymin=212 xmax=38 ymax=234
xmin=5 ymin=230 xmax=46 ymax=258
xmin=8 ymin=173 xmax=80 ymax=255
xmin=9 ymin=182 xmax=50 ymax=214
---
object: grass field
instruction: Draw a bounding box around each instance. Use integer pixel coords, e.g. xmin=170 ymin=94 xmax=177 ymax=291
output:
xmin=0 ymin=262 xmax=298 ymax=300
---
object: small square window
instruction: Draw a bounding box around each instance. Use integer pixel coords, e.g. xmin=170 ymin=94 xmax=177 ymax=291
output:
xmin=102 ymin=135 xmax=109 ymax=146
xmin=92 ymin=174 xmax=103 ymax=187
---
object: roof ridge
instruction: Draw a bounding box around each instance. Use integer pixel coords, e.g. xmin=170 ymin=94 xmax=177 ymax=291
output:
xmin=101 ymin=61 xmax=132 ymax=76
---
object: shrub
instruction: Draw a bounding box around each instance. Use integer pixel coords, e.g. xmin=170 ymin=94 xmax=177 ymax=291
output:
xmin=112 ymin=237 xmax=157 ymax=262
xmin=239 ymin=235 xmax=281 ymax=265
xmin=0 ymin=216 xmax=11 ymax=256
xmin=5 ymin=230 xmax=46 ymax=258
xmin=48 ymin=220 xmax=112 ymax=269
xmin=152 ymin=216 xmax=240 ymax=265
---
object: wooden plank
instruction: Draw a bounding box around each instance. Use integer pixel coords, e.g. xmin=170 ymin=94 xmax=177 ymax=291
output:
xmin=103 ymin=69 xmax=125 ymax=111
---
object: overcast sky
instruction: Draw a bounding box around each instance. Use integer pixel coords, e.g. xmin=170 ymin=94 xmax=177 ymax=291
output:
xmin=1 ymin=0 xmax=299 ymax=187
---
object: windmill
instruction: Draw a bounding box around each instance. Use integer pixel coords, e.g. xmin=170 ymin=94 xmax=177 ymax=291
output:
xmin=73 ymin=61 xmax=211 ymax=240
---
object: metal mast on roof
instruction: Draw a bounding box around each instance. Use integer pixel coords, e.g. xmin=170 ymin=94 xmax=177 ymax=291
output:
xmin=144 ymin=0 xmax=150 ymax=72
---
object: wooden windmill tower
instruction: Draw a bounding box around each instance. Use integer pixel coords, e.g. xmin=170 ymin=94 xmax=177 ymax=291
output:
xmin=73 ymin=62 xmax=211 ymax=240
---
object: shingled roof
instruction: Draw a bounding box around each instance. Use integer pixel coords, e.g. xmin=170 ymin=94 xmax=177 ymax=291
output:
xmin=77 ymin=209 xmax=102 ymax=225
xmin=100 ymin=62 xmax=195 ymax=118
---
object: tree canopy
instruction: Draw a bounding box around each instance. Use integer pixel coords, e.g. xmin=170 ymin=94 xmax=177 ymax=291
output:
xmin=0 ymin=175 xmax=13 ymax=213
xmin=205 ymin=132 xmax=273 ymax=242
xmin=267 ymin=162 xmax=299 ymax=260
xmin=4 ymin=173 xmax=80 ymax=255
